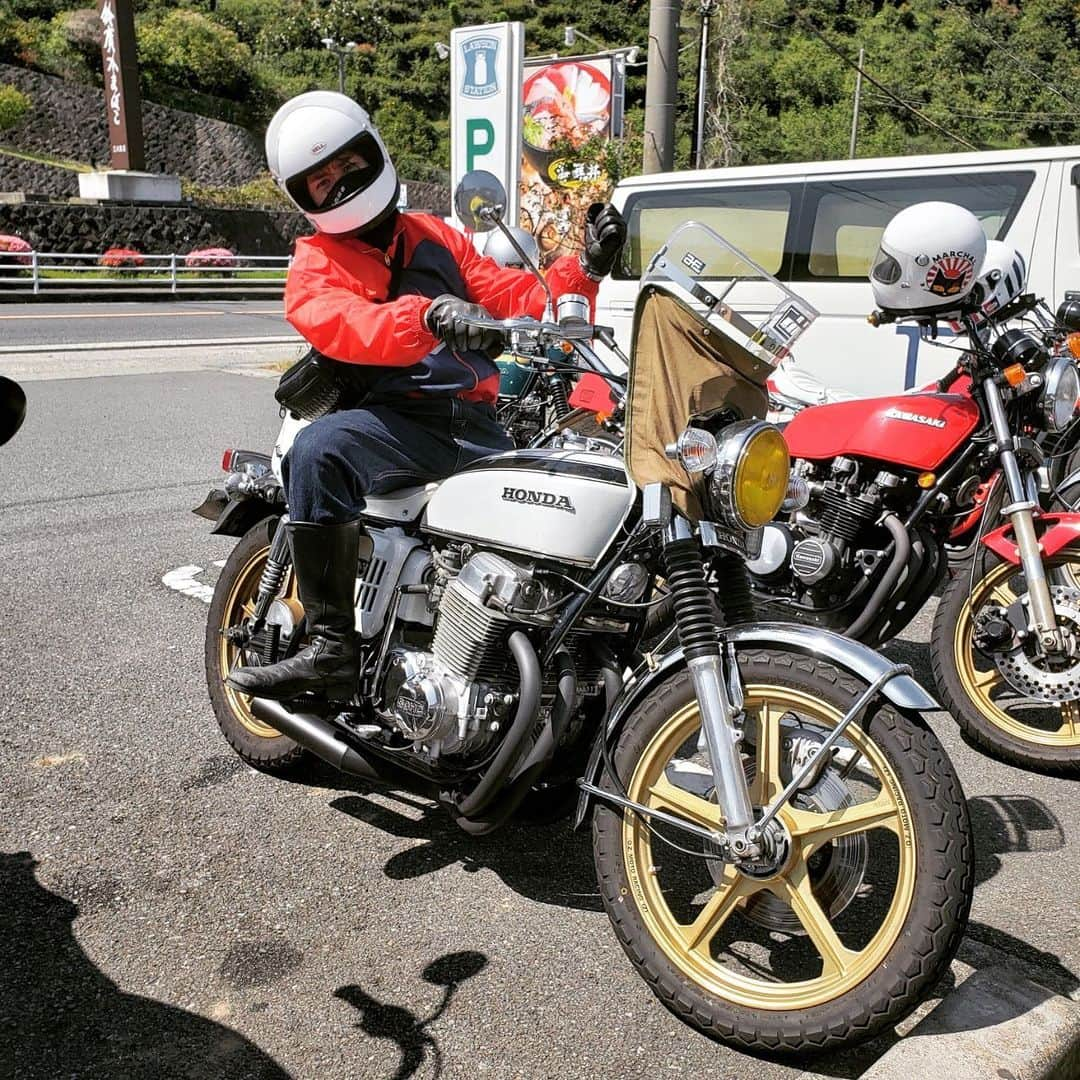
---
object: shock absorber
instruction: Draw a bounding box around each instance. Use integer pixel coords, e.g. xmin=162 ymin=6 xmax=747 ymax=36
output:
xmin=663 ymin=537 xmax=721 ymax=659
xmin=251 ymin=519 xmax=291 ymax=625
xmin=546 ymin=372 xmax=571 ymax=419
xmin=711 ymin=553 xmax=754 ymax=626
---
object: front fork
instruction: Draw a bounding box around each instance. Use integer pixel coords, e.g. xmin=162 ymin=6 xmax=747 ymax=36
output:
xmin=983 ymin=379 xmax=1064 ymax=653
xmin=662 ymin=516 xmax=757 ymax=854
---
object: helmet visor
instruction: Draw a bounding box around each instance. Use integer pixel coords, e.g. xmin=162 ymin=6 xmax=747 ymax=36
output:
xmin=286 ymin=131 xmax=385 ymax=214
xmin=871 ymin=249 xmax=902 ymax=285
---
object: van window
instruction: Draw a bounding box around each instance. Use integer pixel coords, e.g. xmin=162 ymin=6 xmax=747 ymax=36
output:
xmin=619 ymin=187 xmax=794 ymax=280
xmin=801 ymin=171 xmax=1034 ymax=280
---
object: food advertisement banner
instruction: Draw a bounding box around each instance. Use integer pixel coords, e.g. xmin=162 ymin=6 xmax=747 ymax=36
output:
xmin=520 ymin=54 xmax=623 ymax=267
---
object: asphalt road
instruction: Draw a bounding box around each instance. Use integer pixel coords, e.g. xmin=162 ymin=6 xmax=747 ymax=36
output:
xmin=0 ymin=300 xmax=296 ymax=349
xmin=1 ymin=364 xmax=1077 ymax=1080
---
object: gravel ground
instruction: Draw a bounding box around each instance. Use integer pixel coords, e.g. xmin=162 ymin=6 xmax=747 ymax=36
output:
xmin=1 ymin=371 xmax=1077 ymax=1080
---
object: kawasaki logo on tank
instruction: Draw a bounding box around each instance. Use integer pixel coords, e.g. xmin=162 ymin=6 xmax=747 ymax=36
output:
xmin=884 ymin=407 xmax=947 ymax=429
xmin=502 ymin=487 xmax=577 ymax=514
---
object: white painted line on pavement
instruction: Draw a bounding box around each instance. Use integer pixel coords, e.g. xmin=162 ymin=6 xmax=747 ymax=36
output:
xmin=0 ymin=309 xmax=283 ymax=320
xmin=0 ymin=311 xmax=224 ymax=319
xmin=2 ymin=335 xmax=300 ymax=354
xmin=162 ymin=565 xmax=213 ymax=605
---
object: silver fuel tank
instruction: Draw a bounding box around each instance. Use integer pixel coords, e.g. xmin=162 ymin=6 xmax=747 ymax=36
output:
xmin=423 ymin=450 xmax=636 ymax=568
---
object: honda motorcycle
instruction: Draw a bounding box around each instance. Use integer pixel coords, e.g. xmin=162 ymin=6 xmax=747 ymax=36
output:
xmin=196 ymin=181 xmax=971 ymax=1054
xmin=750 ymin=293 xmax=1080 ymax=776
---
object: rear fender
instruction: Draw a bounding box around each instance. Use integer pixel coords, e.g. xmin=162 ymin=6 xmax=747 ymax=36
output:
xmin=981 ymin=512 xmax=1080 ymax=564
xmin=192 ymin=491 xmax=282 ymax=538
xmin=573 ymin=623 xmax=937 ymax=830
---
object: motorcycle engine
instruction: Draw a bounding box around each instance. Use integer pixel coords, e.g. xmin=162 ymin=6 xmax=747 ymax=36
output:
xmin=749 ymin=457 xmax=895 ymax=597
xmin=381 ymin=551 xmax=570 ymax=762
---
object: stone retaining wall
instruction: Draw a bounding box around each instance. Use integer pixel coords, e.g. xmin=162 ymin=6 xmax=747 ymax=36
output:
xmin=0 ymin=63 xmax=266 ymax=186
xmin=0 ymin=198 xmax=312 ymax=256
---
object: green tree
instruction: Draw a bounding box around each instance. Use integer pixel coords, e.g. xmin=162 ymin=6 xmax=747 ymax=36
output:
xmin=0 ymin=83 xmax=30 ymax=129
xmin=137 ymin=9 xmax=254 ymax=99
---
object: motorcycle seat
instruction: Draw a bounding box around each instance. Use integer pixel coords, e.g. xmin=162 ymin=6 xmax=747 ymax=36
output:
xmin=362 ymin=483 xmax=439 ymax=522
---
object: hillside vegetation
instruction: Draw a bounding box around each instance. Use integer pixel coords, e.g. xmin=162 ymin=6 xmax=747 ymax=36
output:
xmin=2 ymin=0 xmax=1079 ymax=185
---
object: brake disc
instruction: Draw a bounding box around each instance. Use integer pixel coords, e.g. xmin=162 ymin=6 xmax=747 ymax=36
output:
xmin=992 ymin=585 xmax=1080 ymax=703
xmin=702 ymin=726 xmax=869 ymax=935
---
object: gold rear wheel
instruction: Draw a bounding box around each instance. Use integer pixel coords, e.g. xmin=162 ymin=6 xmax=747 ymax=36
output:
xmin=593 ymin=650 xmax=972 ymax=1054
xmin=205 ymin=518 xmax=306 ymax=770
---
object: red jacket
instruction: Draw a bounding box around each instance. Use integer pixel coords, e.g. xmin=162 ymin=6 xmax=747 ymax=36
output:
xmin=284 ymin=212 xmax=599 ymax=405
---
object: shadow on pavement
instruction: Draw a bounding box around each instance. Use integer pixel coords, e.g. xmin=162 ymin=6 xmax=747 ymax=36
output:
xmin=329 ymin=788 xmax=603 ymax=912
xmin=335 ymin=951 xmax=487 ymax=1080
xmin=0 ymin=851 xmax=291 ymax=1080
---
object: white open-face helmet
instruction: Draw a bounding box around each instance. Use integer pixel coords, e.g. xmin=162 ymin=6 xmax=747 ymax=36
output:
xmin=973 ymin=239 xmax=1027 ymax=317
xmin=870 ymin=201 xmax=987 ymax=318
xmin=265 ymin=91 xmax=399 ymax=235
xmin=483 ymin=226 xmax=540 ymax=269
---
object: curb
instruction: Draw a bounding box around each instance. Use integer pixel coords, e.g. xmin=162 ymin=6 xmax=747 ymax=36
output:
xmin=796 ymin=966 xmax=1080 ymax=1079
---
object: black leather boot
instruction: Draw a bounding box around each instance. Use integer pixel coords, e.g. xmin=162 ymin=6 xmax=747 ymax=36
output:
xmin=227 ymin=519 xmax=363 ymax=701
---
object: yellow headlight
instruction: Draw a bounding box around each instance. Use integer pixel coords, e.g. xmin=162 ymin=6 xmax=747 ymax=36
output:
xmin=707 ymin=420 xmax=791 ymax=531
xmin=733 ymin=426 xmax=790 ymax=527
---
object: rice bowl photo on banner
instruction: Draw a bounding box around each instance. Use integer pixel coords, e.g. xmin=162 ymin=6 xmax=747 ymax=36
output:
xmin=519 ymin=57 xmax=617 ymax=268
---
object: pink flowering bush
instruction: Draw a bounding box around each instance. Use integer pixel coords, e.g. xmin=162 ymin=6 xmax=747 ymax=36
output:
xmin=0 ymin=234 xmax=33 ymax=266
xmin=185 ymin=246 xmax=236 ymax=269
xmin=100 ymin=247 xmax=145 ymax=269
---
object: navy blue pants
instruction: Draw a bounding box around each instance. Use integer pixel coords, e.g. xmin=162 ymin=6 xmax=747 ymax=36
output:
xmin=282 ymin=398 xmax=513 ymax=524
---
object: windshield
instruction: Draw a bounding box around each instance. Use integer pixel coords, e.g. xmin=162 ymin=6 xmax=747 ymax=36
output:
xmin=624 ymin=221 xmax=817 ymax=519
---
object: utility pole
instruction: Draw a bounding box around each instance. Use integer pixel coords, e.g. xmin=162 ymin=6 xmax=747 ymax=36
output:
xmin=644 ymin=0 xmax=683 ymax=173
xmin=849 ymin=45 xmax=864 ymax=159
xmin=695 ymin=1 xmax=716 ymax=169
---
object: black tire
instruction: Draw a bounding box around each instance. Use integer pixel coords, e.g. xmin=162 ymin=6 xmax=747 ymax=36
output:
xmin=205 ymin=517 xmax=306 ymax=773
xmin=593 ymin=649 xmax=972 ymax=1056
xmin=931 ymin=543 xmax=1080 ymax=777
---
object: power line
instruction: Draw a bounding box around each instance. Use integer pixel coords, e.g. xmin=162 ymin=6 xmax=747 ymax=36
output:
xmin=939 ymin=0 xmax=1080 ymax=113
xmin=862 ymin=93 xmax=1080 ymax=126
xmin=780 ymin=2 xmax=981 ymax=151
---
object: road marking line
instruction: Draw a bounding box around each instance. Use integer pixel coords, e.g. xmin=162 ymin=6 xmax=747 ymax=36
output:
xmin=0 ymin=308 xmax=283 ymax=320
xmin=162 ymin=565 xmax=214 ymax=604
xmin=1 ymin=335 xmax=300 ymax=354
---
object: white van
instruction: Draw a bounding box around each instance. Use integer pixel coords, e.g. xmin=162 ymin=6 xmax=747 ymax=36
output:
xmin=599 ymin=145 xmax=1080 ymax=398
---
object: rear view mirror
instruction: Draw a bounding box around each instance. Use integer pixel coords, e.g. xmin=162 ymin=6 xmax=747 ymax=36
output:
xmin=0 ymin=376 xmax=26 ymax=446
xmin=454 ymin=170 xmax=508 ymax=232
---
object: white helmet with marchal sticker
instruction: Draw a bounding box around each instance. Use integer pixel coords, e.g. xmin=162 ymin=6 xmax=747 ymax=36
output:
xmin=870 ymin=201 xmax=987 ymax=318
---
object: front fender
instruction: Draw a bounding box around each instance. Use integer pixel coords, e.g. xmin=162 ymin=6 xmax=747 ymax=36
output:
xmin=573 ymin=622 xmax=937 ymax=830
xmin=982 ymin=512 xmax=1080 ymax=564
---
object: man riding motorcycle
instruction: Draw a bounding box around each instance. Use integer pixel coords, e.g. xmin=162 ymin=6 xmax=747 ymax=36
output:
xmin=227 ymin=91 xmax=627 ymax=702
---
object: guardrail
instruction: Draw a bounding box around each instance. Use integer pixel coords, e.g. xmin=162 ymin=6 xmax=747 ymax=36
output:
xmin=0 ymin=251 xmax=292 ymax=295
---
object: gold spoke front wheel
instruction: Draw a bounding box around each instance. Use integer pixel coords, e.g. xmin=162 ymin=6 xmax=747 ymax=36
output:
xmin=592 ymin=651 xmax=972 ymax=1054
xmin=623 ymin=687 xmax=915 ymax=1011
xmin=935 ymin=544 xmax=1080 ymax=774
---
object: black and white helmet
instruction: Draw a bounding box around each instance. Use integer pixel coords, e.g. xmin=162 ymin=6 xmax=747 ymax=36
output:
xmin=483 ymin=226 xmax=540 ymax=269
xmin=973 ymin=239 xmax=1027 ymax=317
xmin=870 ymin=201 xmax=987 ymax=318
xmin=265 ymin=91 xmax=399 ymax=235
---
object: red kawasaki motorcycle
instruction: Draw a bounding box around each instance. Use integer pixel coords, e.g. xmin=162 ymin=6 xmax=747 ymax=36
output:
xmin=750 ymin=299 xmax=1080 ymax=776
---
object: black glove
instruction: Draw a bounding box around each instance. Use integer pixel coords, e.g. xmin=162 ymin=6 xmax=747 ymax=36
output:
xmin=426 ymin=295 xmax=505 ymax=356
xmin=581 ymin=202 xmax=627 ymax=280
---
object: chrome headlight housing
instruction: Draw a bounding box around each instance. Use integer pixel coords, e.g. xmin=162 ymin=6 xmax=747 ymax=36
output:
xmin=1041 ymin=355 xmax=1080 ymax=432
xmin=706 ymin=420 xmax=791 ymax=530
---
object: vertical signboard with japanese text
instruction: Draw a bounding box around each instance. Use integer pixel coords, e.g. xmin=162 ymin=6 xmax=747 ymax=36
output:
xmin=97 ymin=0 xmax=145 ymax=171
xmin=450 ymin=22 xmax=523 ymax=231
xmin=520 ymin=54 xmax=622 ymax=267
